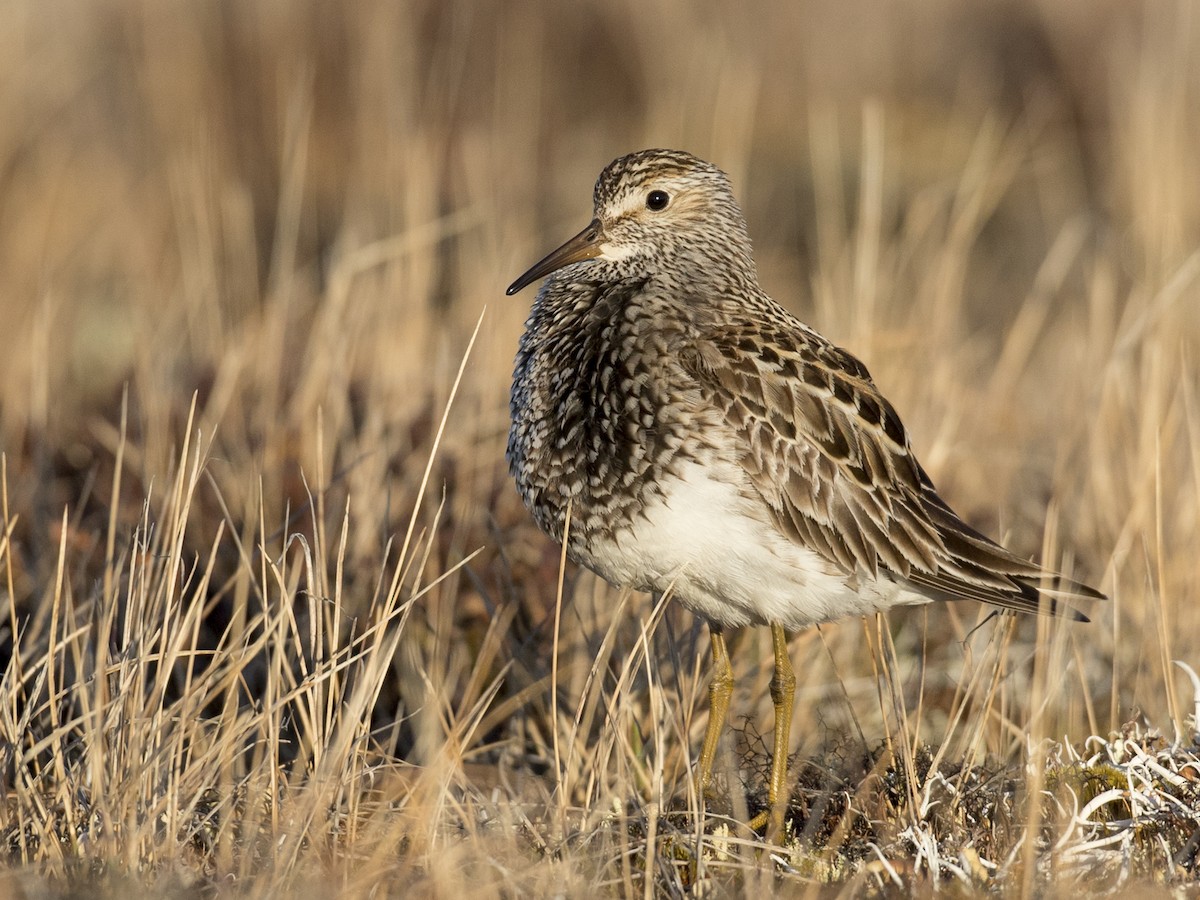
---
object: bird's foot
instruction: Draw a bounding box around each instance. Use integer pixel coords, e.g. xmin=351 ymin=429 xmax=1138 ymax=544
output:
xmin=748 ymin=802 xmax=786 ymax=841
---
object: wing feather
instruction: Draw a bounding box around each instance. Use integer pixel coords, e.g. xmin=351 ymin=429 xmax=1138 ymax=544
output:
xmin=683 ymin=319 xmax=1104 ymax=618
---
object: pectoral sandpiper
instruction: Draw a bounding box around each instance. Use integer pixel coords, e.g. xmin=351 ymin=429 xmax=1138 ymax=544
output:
xmin=505 ymin=148 xmax=1105 ymax=837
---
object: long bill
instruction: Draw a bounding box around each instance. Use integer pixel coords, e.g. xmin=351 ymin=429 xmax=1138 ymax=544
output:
xmin=506 ymin=218 xmax=605 ymax=295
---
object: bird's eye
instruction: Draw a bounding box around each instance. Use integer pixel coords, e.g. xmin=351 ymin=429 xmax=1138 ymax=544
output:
xmin=646 ymin=190 xmax=670 ymax=211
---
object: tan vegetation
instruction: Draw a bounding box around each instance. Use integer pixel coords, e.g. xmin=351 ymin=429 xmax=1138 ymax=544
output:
xmin=0 ymin=0 xmax=1198 ymax=895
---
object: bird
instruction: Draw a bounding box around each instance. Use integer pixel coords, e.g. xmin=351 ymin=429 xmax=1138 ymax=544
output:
xmin=504 ymin=148 xmax=1105 ymax=837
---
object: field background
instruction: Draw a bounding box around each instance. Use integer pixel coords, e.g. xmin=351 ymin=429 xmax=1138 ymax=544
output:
xmin=1 ymin=0 xmax=1198 ymax=895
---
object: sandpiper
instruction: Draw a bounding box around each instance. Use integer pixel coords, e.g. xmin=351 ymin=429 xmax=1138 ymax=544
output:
xmin=505 ymin=148 xmax=1105 ymax=836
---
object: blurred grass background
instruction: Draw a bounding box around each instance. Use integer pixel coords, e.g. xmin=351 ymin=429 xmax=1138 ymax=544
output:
xmin=1 ymin=0 xmax=1198 ymax=894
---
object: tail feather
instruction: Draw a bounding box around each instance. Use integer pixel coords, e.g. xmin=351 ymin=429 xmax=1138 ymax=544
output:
xmin=903 ymin=476 xmax=1107 ymax=621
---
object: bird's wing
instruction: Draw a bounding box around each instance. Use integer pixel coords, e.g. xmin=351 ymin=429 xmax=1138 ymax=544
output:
xmin=682 ymin=317 xmax=1104 ymax=618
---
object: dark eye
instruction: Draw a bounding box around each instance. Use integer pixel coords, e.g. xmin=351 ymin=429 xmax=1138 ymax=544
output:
xmin=646 ymin=190 xmax=670 ymax=211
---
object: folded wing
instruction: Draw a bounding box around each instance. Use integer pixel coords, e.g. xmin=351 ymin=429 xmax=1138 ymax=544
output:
xmin=683 ymin=318 xmax=1105 ymax=619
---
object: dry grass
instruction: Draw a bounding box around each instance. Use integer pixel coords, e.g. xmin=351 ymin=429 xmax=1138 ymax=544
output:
xmin=1 ymin=0 xmax=1199 ymax=895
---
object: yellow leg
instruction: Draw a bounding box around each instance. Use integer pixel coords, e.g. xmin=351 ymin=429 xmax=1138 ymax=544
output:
xmin=750 ymin=623 xmax=795 ymax=838
xmin=698 ymin=630 xmax=734 ymax=796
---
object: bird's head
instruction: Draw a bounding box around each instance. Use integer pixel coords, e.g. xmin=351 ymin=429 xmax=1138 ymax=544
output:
xmin=506 ymin=149 xmax=757 ymax=296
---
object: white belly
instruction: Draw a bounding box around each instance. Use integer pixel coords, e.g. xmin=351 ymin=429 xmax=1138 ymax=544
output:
xmin=575 ymin=459 xmax=933 ymax=630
